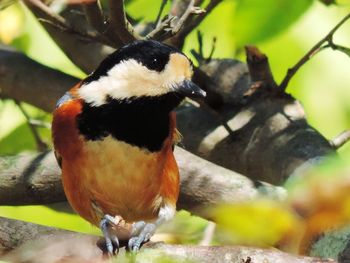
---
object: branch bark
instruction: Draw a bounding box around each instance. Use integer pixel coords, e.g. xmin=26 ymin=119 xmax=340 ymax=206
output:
xmin=0 ymin=46 xmax=78 ymax=111
xmin=106 ymin=0 xmax=139 ymax=44
xmin=0 ymin=217 xmax=335 ymax=263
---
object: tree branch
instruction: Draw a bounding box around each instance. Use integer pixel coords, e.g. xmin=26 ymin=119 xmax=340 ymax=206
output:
xmin=82 ymin=0 xmax=106 ymax=34
xmin=106 ymin=0 xmax=139 ymax=44
xmin=168 ymin=0 xmax=223 ymax=48
xmin=0 ymin=217 xmax=335 ymax=263
xmin=279 ymin=12 xmax=350 ymax=91
xmin=0 ymin=46 xmax=78 ymax=111
xmin=0 ymin=151 xmax=64 ymax=205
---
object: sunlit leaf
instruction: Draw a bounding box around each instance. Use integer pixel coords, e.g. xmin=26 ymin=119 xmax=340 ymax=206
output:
xmin=232 ymin=0 xmax=313 ymax=46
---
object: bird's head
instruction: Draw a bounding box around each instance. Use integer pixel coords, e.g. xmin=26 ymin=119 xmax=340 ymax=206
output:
xmin=78 ymin=40 xmax=206 ymax=107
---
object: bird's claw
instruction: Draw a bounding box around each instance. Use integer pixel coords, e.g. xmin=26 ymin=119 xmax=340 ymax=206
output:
xmin=128 ymin=222 xmax=157 ymax=252
xmin=100 ymin=214 xmax=120 ymax=255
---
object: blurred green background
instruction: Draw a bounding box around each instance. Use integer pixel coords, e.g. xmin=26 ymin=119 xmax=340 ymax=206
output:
xmin=1 ymin=0 xmax=350 ymax=247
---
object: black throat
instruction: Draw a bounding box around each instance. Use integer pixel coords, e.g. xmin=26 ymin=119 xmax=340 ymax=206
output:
xmin=76 ymin=93 xmax=183 ymax=152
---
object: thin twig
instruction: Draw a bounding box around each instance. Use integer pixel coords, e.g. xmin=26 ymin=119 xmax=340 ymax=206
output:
xmin=14 ymin=100 xmax=48 ymax=152
xmin=176 ymin=0 xmax=222 ymax=42
xmin=148 ymin=0 xmax=205 ymax=41
xmin=24 ymin=0 xmax=70 ymax=29
xmin=29 ymin=119 xmax=51 ymax=129
xmin=82 ymin=0 xmax=106 ymax=34
xmin=206 ymin=36 xmax=217 ymax=62
xmin=197 ymin=30 xmax=204 ymax=58
xmin=107 ymin=0 xmax=140 ymax=44
xmin=190 ymin=31 xmax=204 ymax=63
xmin=330 ymin=130 xmax=350 ymax=149
xmin=321 ymin=36 xmax=350 ymax=57
xmin=171 ymin=0 xmax=196 ymax=34
xmin=146 ymin=15 xmax=176 ymax=40
xmin=279 ymin=12 xmax=350 ymax=91
xmin=38 ymin=18 xmax=113 ymax=46
xmin=24 ymin=0 xmax=113 ymax=47
xmin=155 ymin=0 xmax=168 ymax=28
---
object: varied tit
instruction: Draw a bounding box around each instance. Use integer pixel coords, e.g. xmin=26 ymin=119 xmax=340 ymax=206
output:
xmin=52 ymin=40 xmax=206 ymax=254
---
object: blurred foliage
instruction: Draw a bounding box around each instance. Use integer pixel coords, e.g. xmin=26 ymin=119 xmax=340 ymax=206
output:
xmin=0 ymin=0 xmax=350 ymax=255
xmin=232 ymin=0 xmax=313 ymax=46
xmin=207 ymin=200 xmax=300 ymax=247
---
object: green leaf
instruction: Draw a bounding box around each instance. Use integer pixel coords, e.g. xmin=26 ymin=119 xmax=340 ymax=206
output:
xmin=233 ymin=0 xmax=313 ymax=46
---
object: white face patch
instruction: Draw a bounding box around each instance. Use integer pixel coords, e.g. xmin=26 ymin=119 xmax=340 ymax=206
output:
xmin=78 ymin=53 xmax=193 ymax=106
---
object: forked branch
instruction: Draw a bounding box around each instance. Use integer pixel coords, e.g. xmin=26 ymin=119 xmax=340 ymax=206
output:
xmin=279 ymin=12 xmax=350 ymax=91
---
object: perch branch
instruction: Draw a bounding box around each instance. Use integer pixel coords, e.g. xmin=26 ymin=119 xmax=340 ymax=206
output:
xmin=0 ymin=217 xmax=335 ymax=263
xmin=0 ymin=148 xmax=287 ymax=217
xmin=279 ymin=12 xmax=350 ymax=91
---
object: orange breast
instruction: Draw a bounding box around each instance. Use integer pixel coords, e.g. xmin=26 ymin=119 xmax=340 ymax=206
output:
xmin=52 ymin=100 xmax=179 ymax=226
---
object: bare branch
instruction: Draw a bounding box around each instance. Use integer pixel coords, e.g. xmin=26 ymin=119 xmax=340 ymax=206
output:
xmin=0 ymin=217 xmax=334 ymax=263
xmin=170 ymin=0 xmax=222 ymax=48
xmin=23 ymin=0 xmax=69 ymax=29
xmin=145 ymin=15 xmax=177 ymax=40
xmin=0 ymin=46 xmax=78 ymax=111
xmin=155 ymin=0 xmax=168 ymax=27
xmin=147 ymin=0 xmax=205 ymax=42
xmin=106 ymin=0 xmax=140 ymax=44
xmin=171 ymin=0 xmax=198 ymax=35
xmin=245 ymin=45 xmax=277 ymax=89
xmin=279 ymin=12 xmax=350 ymax=91
xmin=24 ymin=0 xmax=110 ymax=46
xmin=82 ymin=0 xmax=106 ymax=34
xmin=330 ymin=130 xmax=350 ymax=149
xmin=0 ymin=151 xmax=64 ymax=205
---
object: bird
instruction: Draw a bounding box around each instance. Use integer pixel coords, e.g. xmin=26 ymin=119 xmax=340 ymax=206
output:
xmin=52 ymin=40 xmax=206 ymax=254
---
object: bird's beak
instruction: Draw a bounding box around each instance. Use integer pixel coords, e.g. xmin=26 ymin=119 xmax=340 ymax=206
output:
xmin=175 ymin=80 xmax=206 ymax=99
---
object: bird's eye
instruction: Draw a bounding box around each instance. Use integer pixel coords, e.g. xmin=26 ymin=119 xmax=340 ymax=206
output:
xmin=153 ymin=58 xmax=157 ymax=63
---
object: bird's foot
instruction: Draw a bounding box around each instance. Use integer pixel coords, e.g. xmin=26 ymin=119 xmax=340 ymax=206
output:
xmin=99 ymin=214 xmax=121 ymax=255
xmin=128 ymin=221 xmax=157 ymax=252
